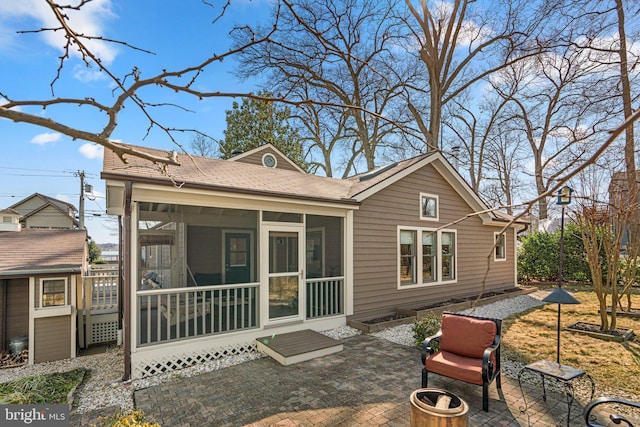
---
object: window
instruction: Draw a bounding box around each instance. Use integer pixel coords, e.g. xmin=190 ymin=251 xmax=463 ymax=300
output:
xmin=420 ymin=193 xmax=439 ymax=221
xmin=441 ymin=232 xmax=456 ymax=280
xmin=400 ymin=230 xmax=417 ymax=285
xmin=399 ymin=228 xmax=456 ymax=287
xmin=41 ymin=278 xmax=67 ymax=307
xmin=494 ymin=232 xmax=506 ymax=261
xmin=422 ymin=231 xmax=437 ymax=282
xmin=3 ymin=216 xmax=12 ymax=223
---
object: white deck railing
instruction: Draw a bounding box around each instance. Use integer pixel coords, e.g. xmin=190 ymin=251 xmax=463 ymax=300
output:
xmin=137 ymin=283 xmax=259 ymax=346
xmin=306 ymin=277 xmax=344 ymax=319
xmin=84 ymin=275 xmax=119 ymax=311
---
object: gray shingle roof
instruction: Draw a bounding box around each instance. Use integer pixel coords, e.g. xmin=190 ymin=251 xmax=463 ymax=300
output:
xmin=0 ymin=229 xmax=87 ymax=274
xmin=101 ymin=143 xmax=431 ymax=204
xmin=0 ymin=208 xmax=21 ymax=216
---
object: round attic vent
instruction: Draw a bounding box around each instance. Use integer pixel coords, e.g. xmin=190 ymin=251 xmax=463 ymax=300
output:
xmin=262 ymin=153 xmax=277 ymax=168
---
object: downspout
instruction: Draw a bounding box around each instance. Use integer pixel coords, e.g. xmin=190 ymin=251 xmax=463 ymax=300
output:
xmin=2 ymin=279 xmax=7 ymax=352
xmin=123 ymin=181 xmax=132 ymax=381
xmin=117 ymin=217 xmax=123 ymax=341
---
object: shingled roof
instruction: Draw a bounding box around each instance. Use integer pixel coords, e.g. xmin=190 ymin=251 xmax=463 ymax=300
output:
xmin=101 ymin=143 xmax=432 ymax=204
xmin=0 ymin=229 xmax=87 ymax=276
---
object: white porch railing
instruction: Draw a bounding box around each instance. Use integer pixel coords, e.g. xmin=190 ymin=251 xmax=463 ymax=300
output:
xmin=80 ymin=273 xmax=119 ymax=348
xmin=89 ymin=263 xmax=119 ymax=276
xmin=306 ymin=277 xmax=344 ymax=319
xmin=85 ymin=275 xmax=119 ymax=311
xmin=137 ymin=283 xmax=259 ymax=346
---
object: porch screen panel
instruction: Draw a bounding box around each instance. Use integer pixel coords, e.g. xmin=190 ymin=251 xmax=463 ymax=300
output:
xmin=305 ymin=215 xmax=343 ymax=279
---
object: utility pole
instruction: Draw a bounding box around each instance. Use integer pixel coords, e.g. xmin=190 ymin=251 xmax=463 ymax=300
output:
xmin=76 ymin=170 xmax=86 ymax=230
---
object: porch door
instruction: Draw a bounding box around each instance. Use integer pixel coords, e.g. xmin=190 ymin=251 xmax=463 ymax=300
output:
xmin=224 ymin=232 xmax=252 ymax=284
xmin=263 ymin=225 xmax=304 ymax=323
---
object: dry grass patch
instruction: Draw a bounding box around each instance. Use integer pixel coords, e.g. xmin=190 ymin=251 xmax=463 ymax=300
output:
xmin=502 ymin=290 xmax=640 ymax=396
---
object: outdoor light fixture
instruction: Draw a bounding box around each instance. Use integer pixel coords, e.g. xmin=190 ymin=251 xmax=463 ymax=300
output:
xmin=543 ymin=185 xmax=580 ymax=364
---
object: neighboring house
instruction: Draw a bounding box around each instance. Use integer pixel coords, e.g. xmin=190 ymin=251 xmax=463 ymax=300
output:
xmin=0 ymin=208 xmax=21 ymax=232
xmin=608 ymin=171 xmax=640 ymax=250
xmin=9 ymin=193 xmax=79 ymax=230
xmin=102 ymin=143 xmax=525 ymax=378
xmin=0 ymin=229 xmax=88 ymax=363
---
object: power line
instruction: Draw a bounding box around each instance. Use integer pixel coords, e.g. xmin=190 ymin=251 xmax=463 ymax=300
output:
xmin=0 ymin=166 xmax=74 ymax=173
xmin=0 ymin=173 xmax=71 ymax=177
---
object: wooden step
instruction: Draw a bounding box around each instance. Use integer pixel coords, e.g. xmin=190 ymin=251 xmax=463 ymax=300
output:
xmin=256 ymin=329 xmax=343 ymax=366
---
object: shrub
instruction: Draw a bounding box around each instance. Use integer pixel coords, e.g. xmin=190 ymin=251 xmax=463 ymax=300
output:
xmin=517 ymin=224 xmax=592 ymax=283
xmin=518 ymin=231 xmax=558 ymax=281
xmin=412 ymin=313 xmax=440 ymax=350
xmin=98 ymin=409 xmax=160 ymax=427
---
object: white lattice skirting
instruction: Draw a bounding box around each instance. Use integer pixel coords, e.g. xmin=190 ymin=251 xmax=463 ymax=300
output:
xmin=132 ymin=340 xmax=257 ymax=378
xmin=91 ymin=320 xmax=118 ymax=344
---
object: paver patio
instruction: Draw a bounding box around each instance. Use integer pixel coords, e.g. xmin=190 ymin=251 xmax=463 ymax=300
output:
xmin=72 ymin=334 xmax=599 ymax=426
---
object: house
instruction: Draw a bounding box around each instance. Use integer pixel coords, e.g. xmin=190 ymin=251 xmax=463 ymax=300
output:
xmin=9 ymin=193 xmax=79 ymax=230
xmin=607 ymin=171 xmax=640 ymax=250
xmin=102 ymin=143 xmax=524 ymax=379
xmin=0 ymin=208 xmax=21 ymax=232
xmin=0 ymin=229 xmax=88 ymax=363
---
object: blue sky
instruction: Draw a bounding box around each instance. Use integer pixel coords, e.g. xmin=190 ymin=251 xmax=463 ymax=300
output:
xmin=0 ymin=0 xmax=270 ymax=243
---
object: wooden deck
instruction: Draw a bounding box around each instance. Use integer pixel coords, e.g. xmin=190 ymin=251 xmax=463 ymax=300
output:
xmin=256 ymin=330 xmax=343 ymax=365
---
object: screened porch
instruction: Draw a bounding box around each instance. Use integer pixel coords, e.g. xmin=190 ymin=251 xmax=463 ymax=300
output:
xmin=135 ymin=202 xmax=345 ymax=346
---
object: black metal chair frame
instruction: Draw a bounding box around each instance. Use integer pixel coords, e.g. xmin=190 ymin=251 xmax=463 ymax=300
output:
xmin=583 ymin=397 xmax=640 ymax=427
xmin=421 ymin=312 xmax=502 ymax=412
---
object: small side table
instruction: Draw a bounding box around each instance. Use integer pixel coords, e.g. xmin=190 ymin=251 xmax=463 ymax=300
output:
xmin=518 ymin=360 xmax=595 ymax=426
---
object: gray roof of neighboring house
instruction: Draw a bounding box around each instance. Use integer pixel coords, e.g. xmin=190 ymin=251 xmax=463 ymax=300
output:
xmin=101 ymin=143 xmax=432 ymax=204
xmin=0 ymin=229 xmax=87 ymax=275
xmin=10 ymin=193 xmax=78 ymax=213
xmin=0 ymin=208 xmax=21 ymax=216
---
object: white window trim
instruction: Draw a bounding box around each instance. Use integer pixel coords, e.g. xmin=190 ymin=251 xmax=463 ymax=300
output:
xmin=35 ymin=277 xmax=71 ymax=317
xmin=397 ymin=226 xmax=457 ymax=289
xmin=494 ymin=232 xmax=507 ymax=262
xmin=420 ymin=193 xmax=439 ymax=222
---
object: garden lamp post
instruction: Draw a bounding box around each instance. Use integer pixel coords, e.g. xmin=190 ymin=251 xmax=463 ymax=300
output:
xmin=543 ymin=186 xmax=580 ymax=364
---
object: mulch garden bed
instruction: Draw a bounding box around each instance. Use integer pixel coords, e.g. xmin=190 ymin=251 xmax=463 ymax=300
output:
xmin=605 ymin=306 xmax=640 ymax=318
xmin=349 ymin=286 xmax=534 ymax=333
xmin=566 ymin=322 xmax=636 ymax=342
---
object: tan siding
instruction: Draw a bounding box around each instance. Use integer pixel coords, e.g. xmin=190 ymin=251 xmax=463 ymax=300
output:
xmin=34 ymin=316 xmax=71 ymax=363
xmin=2 ymin=279 xmax=29 ymax=351
xmin=25 ymin=206 xmax=75 ymax=229
xmin=352 ymin=164 xmax=517 ymax=319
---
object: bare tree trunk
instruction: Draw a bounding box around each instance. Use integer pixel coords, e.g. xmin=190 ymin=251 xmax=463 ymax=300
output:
xmin=616 ymin=0 xmax=639 ymax=317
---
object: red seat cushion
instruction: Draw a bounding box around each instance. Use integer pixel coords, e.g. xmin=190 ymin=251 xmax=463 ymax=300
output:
xmin=439 ymin=314 xmax=497 ymax=359
xmin=425 ymin=351 xmax=484 ymax=385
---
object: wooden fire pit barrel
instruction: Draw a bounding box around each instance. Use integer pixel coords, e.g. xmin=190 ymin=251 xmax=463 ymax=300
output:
xmin=410 ymin=389 xmax=469 ymax=427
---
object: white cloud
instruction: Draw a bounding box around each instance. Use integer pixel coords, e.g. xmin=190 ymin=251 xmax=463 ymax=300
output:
xmin=79 ymin=143 xmax=104 ymax=160
xmin=73 ymin=66 xmax=108 ymax=83
xmin=54 ymin=194 xmax=73 ymax=204
xmin=30 ymin=132 xmax=62 ymax=145
xmin=0 ymin=0 xmax=118 ymax=65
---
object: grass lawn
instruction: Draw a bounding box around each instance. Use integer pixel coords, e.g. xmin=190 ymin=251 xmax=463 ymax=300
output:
xmin=503 ymin=287 xmax=640 ymax=396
